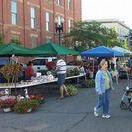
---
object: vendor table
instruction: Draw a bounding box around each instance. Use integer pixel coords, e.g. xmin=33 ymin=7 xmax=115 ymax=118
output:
xmin=0 ymin=73 xmax=86 ymax=89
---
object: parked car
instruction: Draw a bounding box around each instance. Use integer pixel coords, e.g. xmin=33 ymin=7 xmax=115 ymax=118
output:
xmin=31 ymin=57 xmax=57 ymax=72
xmin=31 ymin=57 xmax=81 ymax=75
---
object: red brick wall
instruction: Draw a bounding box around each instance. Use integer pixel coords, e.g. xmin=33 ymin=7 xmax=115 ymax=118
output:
xmin=0 ymin=0 xmax=3 ymax=34
xmin=73 ymin=0 xmax=82 ymax=21
xmin=0 ymin=0 xmax=82 ymax=48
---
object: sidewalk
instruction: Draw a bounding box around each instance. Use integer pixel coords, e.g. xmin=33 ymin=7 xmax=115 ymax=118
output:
xmin=0 ymin=79 xmax=132 ymax=132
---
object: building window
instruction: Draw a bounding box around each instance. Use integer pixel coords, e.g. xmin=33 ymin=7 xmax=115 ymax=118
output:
xmin=68 ymin=19 xmax=71 ymax=32
xmin=45 ymin=12 xmax=50 ymax=32
xmin=45 ymin=0 xmax=52 ymax=5
xmin=56 ymin=0 xmax=64 ymax=6
xmin=56 ymin=0 xmax=60 ymax=5
xmin=30 ymin=7 xmax=36 ymax=28
xmin=11 ymin=0 xmax=17 ymax=25
xmin=30 ymin=36 xmax=38 ymax=48
xmin=67 ymin=0 xmax=72 ymax=10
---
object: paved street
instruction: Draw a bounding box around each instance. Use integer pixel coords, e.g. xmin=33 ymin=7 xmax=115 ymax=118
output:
xmin=0 ymin=79 xmax=132 ymax=132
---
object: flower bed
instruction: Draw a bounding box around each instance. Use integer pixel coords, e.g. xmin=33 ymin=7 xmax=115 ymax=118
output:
xmin=1 ymin=98 xmax=16 ymax=109
xmin=29 ymin=95 xmax=45 ymax=104
xmin=0 ymin=95 xmax=45 ymax=113
xmin=0 ymin=98 xmax=17 ymax=112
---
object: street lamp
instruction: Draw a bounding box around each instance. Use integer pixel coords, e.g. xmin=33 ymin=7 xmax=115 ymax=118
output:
xmin=54 ymin=17 xmax=64 ymax=44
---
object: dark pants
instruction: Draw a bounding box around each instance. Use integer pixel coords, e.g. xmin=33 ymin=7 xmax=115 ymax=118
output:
xmin=57 ymin=74 xmax=66 ymax=86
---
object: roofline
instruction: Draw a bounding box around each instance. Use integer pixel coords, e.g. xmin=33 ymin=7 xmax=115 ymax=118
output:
xmin=86 ymin=19 xmax=131 ymax=30
xmin=101 ymin=21 xmax=130 ymax=30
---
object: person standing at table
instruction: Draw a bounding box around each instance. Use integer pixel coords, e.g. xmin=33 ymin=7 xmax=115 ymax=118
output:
xmin=25 ymin=61 xmax=36 ymax=80
xmin=56 ymin=56 xmax=69 ymax=99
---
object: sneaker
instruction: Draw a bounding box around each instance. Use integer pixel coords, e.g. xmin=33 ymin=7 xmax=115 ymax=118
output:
xmin=94 ymin=107 xmax=99 ymax=117
xmin=102 ymin=114 xmax=111 ymax=119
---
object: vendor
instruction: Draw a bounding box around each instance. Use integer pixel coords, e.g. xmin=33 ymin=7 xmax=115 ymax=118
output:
xmin=25 ymin=61 xmax=36 ymax=80
xmin=46 ymin=60 xmax=56 ymax=71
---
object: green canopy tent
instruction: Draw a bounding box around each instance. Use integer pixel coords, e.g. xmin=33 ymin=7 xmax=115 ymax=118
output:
xmin=33 ymin=42 xmax=80 ymax=56
xmin=0 ymin=43 xmax=53 ymax=95
xmin=0 ymin=43 xmax=50 ymax=57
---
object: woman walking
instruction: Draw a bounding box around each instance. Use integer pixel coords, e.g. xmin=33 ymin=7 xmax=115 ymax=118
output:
xmin=94 ymin=59 xmax=114 ymax=119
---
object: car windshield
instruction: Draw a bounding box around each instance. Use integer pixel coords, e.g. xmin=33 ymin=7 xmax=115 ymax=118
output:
xmin=32 ymin=59 xmax=47 ymax=65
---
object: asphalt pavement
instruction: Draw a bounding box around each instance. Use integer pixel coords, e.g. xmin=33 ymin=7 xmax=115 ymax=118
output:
xmin=0 ymin=79 xmax=132 ymax=132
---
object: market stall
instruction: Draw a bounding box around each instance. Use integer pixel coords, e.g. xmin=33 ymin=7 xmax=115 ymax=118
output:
xmin=0 ymin=43 xmax=50 ymax=57
xmin=81 ymin=46 xmax=123 ymax=57
xmin=81 ymin=46 xmax=124 ymax=81
xmin=0 ymin=73 xmax=86 ymax=89
xmin=33 ymin=42 xmax=79 ymax=55
xmin=0 ymin=43 xmax=82 ymax=113
xmin=0 ymin=43 xmax=81 ymax=94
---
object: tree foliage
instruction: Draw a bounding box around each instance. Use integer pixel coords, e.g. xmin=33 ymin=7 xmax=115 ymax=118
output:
xmin=64 ymin=21 xmax=125 ymax=51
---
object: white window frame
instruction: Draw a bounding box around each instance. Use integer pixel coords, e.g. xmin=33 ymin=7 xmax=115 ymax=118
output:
xmin=57 ymin=0 xmax=60 ymax=5
xmin=68 ymin=0 xmax=71 ymax=10
xmin=30 ymin=7 xmax=36 ymax=28
xmin=68 ymin=19 xmax=71 ymax=32
xmin=46 ymin=12 xmax=50 ymax=31
xmin=11 ymin=0 xmax=17 ymax=25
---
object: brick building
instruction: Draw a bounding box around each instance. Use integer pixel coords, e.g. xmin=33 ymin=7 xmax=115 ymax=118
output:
xmin=0 ymin=0 xmax=82 ymax=48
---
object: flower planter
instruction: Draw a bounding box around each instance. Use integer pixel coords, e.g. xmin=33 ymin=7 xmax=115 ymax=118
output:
xmin=3 ymin=107 xmax=11 ymax=112
xmin=67 ymin=85 xmax=78 ymax=96
xmin=14 ymin=99 xmax=40 ymax=113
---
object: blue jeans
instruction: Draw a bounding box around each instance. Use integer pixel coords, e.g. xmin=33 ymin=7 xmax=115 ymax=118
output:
xmin=96 ymin=89 xmax=111 ymax=115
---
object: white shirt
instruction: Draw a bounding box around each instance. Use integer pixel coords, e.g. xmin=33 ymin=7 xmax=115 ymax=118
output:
xmin=56 ymin=59 xmax=66 ymax=74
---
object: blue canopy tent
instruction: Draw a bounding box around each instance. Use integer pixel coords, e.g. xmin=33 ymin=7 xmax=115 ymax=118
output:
xmin=81 ymin=46 xmax=124 ymax=79
xmin=81 ymin=46 xmax=124 ymax=57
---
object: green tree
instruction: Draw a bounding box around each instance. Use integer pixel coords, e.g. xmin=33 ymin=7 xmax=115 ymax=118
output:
xmin=65 ymin=21 xmax=123 ymax=51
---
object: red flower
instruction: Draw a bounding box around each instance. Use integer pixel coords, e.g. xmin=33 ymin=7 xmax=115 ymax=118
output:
xmin=29 ymin=95 xmax=44 ymax=101
xmin=2 ymin=98 xmax=17 ymax=108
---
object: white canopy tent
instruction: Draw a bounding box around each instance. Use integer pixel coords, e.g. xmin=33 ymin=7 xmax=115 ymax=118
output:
xmin=112 ymin=46 xmax=132 ymax=56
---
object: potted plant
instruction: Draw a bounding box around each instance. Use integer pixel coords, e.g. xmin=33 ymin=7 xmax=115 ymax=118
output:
xmin=1 ymin=98 xmax=17 ymax=112
xmin=86 ymin=79 xmax=95 ymax=88
xmin=29 ymin=95 xmax=45 ymax=104
xmin=67 ymin=67 xmax=80 ymax=77
xmin=66 ymin=85 xmax=78 ymax=96
xmin=14 ymin=99 xmax=40 ymax=113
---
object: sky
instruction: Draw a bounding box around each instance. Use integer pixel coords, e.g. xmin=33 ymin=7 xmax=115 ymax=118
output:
xmin=82 ymin=0 xmax=132 ymax=28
